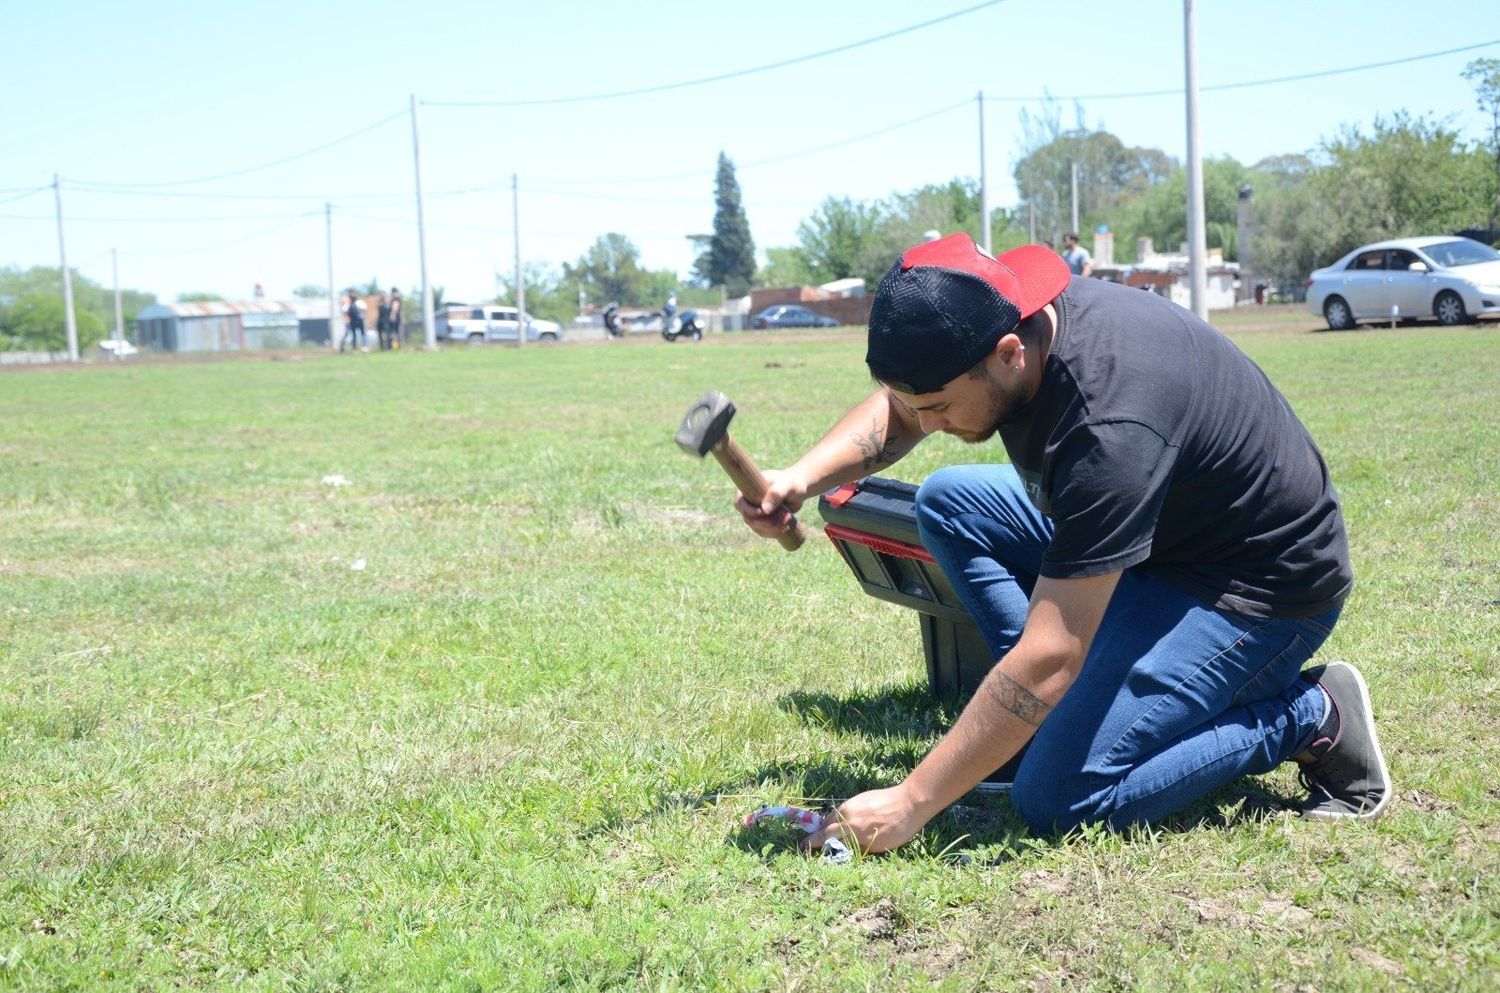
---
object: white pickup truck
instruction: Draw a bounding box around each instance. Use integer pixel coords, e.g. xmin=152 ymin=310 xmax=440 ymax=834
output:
xmin=436 ymin=304 xmax=564 ymax=344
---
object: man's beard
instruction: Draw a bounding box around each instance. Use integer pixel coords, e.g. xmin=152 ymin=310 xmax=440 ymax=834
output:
xmin=954 ymin=367 xmax=1027 ymax=444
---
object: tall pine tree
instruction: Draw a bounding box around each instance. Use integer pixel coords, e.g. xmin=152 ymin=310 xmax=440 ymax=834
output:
xmin=697 ymin=153 xmax=756 ymax=296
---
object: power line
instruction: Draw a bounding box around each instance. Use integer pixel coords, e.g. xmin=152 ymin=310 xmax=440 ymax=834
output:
xmin=21 ymin=37 xmax=1494 ymax=219
xmin=424 ymin=0 xmax=1006 ymax=107
xmin=531 ymin=98 xmax=974 ymax=187
xmin=120 ymin=211 xmax=322 ymax=258
xmin=740 ymin=99 xmax=972 ymax=169
xmin=0 ymin=185 xmax=51 ymax=206
xmin=989 ymin=39 xmax=1500 ymax=102
xmin=33 ymin=94 xmax=966 ymax=204
xmin=68 ymin=109 xmax=408 ymax=188
xmin=0 ymin=210 xmax=328 ymax=223
xmin=518 ymin=186 xmax=815 ymax=208
xmin=60 ymin=184 xmax=417 ymax=203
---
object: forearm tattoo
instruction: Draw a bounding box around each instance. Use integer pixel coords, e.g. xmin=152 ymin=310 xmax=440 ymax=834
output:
xmin=850 ymin=417 xmax=903 ymax=471
xmin=985 ymin=672 xmax=1051 ymax=727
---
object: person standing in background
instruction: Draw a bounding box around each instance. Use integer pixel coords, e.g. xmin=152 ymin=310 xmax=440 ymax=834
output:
xmin=663 ymin=291 xmax=678 ymax=337
xmin=376 ymin=292 xmax=393 ymax=351
xmin=389 ymin=288 xmax=404 ymax=348
xmin=338 ymin=291 xmax=352 ymax=352
xmin=1061 ymin=233 xmax=1093 ymax=277
xmin=346 ymin=291 xmax=368 ymax=352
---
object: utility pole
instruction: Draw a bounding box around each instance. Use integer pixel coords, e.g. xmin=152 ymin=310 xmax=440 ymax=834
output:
xmin=53 ymin=175 xmax=79 ymax=361
xmin=1069 ymin=161 xmax=1079 ymax=236
xmin=1236 ymin=185 xmax=1254 ymax=303
xmin=411 ymin=94 xmax=436 ymax=350
xmin=512 ymin=173 xmax=525 ymax=349
xmin=1183 ymin=0 xmax=1209 ymax=321
xmin=111 ymin=248 xmax=124 ymax=344
xmin=977 ymin=91 xmax=991 ymax=254
xmin=325 ymin=203 xmax=337 ymax=351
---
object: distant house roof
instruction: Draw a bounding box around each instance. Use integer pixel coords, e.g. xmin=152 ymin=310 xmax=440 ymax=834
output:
xmin=817 ymin=277 xmax=867 ymax=297
xmin=138 ymin=300 xmax=297 ymax=319
xmin=286 ymin=299 xmax=336 ymax=319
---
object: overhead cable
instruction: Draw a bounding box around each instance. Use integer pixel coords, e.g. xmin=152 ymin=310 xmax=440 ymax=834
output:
xmin=32 ymin=39 xmax=1495 ymax=206
xmin=739 ymin=99 xmax=972 ymax=169
xmin=68 ymin=109 xmax=408 ymax=189
xmin=121 ymin=211 xmax=321 ymax=258
xmin=0 ymin=210 xmax=331 ymax=224
xmin=423 ymin=0 xmax=1005 ymax=107
xmin=75 ymin=97 xmax=967 ymax=201
xmin=0 ymin=185 xmax=52 ymax=206
xmin=518 ymin=186 xmax=815 ymax=208
xmin=990 ymin=39 xmax=1500 ymax=102
xmin=530 ymin=98 xmax=973 ymax=187
xmin=61 ymin=185 xmax=417 ymax=203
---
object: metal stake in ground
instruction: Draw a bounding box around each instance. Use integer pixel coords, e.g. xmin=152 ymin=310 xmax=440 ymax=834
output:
xmin=674 ymin=391 xmax=807 ymax=552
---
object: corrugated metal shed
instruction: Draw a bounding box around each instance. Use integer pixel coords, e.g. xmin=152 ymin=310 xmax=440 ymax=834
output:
xmin=136 ymin=299 xmax=299 ymax=353
xmin=140 ymin=300 xmax=300 ymax=318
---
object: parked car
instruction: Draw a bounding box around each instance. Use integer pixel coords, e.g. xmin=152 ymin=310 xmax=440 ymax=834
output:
xmin=1305 ymin=236 xmax=1500 ymax=330
xmin=97 ymin=338 xmax=139 ymax=359
xmin=749 ymin=304 xmax=841 ymax=330
xmin=436 ymin=304 xmax=564 ymax=344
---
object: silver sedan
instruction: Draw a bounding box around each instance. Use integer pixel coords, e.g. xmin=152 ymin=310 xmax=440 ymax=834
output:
xmin=1305 ymin=236 xmax=1500 ymax=330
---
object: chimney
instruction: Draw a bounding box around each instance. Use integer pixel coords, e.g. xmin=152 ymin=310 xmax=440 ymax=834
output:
xmin=1136 ymin=237 xmax=1155 ymax=264
xmin=1093 ymin=227 xmax=1114 ymax=267
xmin=1236 ymin=185 xmax=1255 ymax=301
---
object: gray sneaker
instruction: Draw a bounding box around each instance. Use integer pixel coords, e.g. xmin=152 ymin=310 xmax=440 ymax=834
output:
xmin=1294 ymin=662 xmax=1391 ymax=820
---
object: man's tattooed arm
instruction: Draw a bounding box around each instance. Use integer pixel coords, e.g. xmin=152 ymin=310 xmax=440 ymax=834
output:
xmin=984 ymin=671 xmax=1052 ymax=728
xmin=849 ymin=415 xmax=907 ymax=472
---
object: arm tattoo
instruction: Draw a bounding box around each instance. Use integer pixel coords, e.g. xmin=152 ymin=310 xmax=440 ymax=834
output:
xmin=850 ymin=416 xmax=903 ymax=471
xmin=984 ymin=672 xmax=1051 ymax=728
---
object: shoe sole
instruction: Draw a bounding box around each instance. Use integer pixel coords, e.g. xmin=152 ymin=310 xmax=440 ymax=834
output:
xmin=1302 ymin=661 xmax=1392 ymax=821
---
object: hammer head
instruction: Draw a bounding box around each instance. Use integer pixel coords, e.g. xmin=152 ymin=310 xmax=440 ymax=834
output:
xmin=675 ymin=390 xmax=736 ymax=457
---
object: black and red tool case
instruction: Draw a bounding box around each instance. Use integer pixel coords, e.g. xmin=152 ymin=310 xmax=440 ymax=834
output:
xmin=817 ymin=476 xmax=995 ymax=706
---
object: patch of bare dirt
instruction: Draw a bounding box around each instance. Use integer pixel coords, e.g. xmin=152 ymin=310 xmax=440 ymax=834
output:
xmin=1029 ymin=969 xmax=1087 ymax=993
xmin=1020 ymin=869 xmax=1073 ymax=897
xmin=891 ymin=935 xmax=966 ymax=974
xmin=1174 ymin=891 xmax=1313 ymax=931
xmin=1403 ymin=788 xmax=1456 ymax=813
xmin=1257 ymin=896 xmax=1314 ymax=925
xmin=1350 ymin=947 xmax=1405 ymax=975
xmin=1179 ymin=893 xmax=1249 ymax=926
xmin=846 ymin=898 xmax=899 ymax=941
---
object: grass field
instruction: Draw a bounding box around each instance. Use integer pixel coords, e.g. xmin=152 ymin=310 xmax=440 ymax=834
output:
xmin=1 ymin=307 xmax=1496 ymax=990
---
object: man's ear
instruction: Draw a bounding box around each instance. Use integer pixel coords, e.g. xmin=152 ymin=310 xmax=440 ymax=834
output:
xmin=994 ymin=331 xmax=1025 ymax=367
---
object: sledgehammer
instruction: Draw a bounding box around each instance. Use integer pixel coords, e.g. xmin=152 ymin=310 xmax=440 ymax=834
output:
xmin=675 ymin=390 xmax=807 ymax=551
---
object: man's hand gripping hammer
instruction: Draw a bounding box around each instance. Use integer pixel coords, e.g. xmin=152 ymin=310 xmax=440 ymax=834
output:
xmin=675 ymin=390 xmax=807 ymax=551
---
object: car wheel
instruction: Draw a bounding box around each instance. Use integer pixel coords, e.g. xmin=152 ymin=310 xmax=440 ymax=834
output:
xmin=1323 ymin=296 xmax=1354 ymax=331
xmin=1434 ymin=291 xmax=1469 ymax=326
xmin=539 ymin=332 xmax=557 ymax=342
xmin=467 ymin=332 xmax=485 ymax=346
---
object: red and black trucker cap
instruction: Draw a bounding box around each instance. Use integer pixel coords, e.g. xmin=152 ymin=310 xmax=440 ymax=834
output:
xmin=866 ymin=232 xmax=1071 ymax=395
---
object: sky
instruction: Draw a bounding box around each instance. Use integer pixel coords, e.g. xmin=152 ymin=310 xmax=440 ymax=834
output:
xmin=2 ymin=0 xmax=1494 ymax=306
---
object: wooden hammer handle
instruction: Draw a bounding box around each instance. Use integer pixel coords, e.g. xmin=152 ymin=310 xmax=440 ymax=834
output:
xmin=711 ymin=435 xmax=807 ymax=551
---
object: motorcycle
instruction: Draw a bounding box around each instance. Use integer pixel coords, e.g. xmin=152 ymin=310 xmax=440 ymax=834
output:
xmin=662 ymin=308 xmax=703 ymax=342
xmin=602 ymin=302 xmax=624 ymax=339
xmin=601 ymin=301 xmax=702 ymax=342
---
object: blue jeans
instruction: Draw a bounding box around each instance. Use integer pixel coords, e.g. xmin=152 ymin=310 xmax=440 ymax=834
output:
xmin=914 ymin=464 xmax=1340 ymax=832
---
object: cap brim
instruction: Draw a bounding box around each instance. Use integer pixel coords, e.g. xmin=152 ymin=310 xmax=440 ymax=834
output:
xmin=995 ymin=244 xmax=1071 ymax=318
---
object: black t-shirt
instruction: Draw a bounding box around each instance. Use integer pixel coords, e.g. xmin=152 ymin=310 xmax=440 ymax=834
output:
xmin=997 ymin=277 xmax=1352 ymax=618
